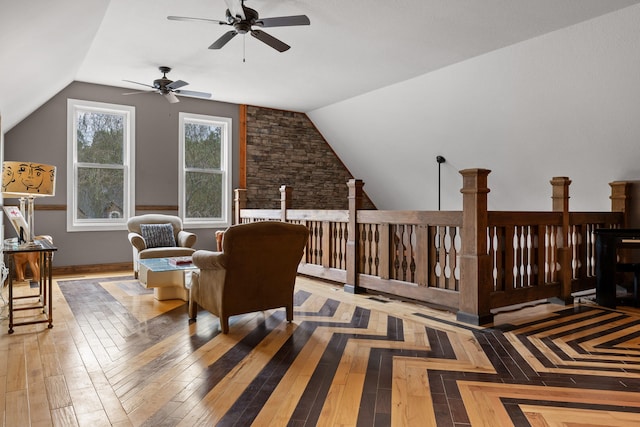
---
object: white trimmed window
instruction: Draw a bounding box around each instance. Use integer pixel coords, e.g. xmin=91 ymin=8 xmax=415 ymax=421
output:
xmin=179 ymin=112 xmax=232 ymax=228
xmin=67 ymin=99 xmax=135 ymax=231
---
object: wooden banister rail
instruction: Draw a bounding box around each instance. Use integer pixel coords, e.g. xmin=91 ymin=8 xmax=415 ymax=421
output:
xmin=356 ymin=210 xmax=463 ymax=309
xmin=237 ymin=174 xmax=633 ymax=325
xmin=485 ymin=211 xmax=563 ymax=314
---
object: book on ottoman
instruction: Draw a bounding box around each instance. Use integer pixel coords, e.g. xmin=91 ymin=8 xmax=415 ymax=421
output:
xmin=169 ymin=256 xmax=193 ymax=266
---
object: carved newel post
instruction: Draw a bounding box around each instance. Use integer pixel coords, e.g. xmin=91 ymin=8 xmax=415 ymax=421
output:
xmin=234 ymin=189 xmax=247 ymax=225
xmin=550 ymin=176 xmax=572 ymax=304
xmin=609 ymin=181 xmax=632 ymax=227
xmin=609 ymin=181 xmax=634 ymax=264
xmin=280 ymin=185 xmax=292 ymax=222
xmin=457 ymin=169 xmax=493 ymax=325
xmin=345 ymin=179 xmax=364 ymax=294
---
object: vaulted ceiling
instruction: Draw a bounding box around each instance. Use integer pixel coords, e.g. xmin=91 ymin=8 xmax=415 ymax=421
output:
xmin=2 ymin=0 xmax=639 ymax=132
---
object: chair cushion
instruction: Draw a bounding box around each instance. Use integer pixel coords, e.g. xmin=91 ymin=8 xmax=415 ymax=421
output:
xmin=140 ymin=223 xmax=176 ymax=248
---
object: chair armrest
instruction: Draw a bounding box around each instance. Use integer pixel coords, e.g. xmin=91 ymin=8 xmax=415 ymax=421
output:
xmin=177 ymin=230 xmax=197 ymax=248
xmin=192 ymin=250 xmax=226 ymax=270
xmin=128 ymin=232 xmax=147 ymax=251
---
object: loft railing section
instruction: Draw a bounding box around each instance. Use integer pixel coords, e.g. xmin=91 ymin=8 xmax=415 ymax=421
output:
xmin=236 ymin=175 xmax=631 ymax=325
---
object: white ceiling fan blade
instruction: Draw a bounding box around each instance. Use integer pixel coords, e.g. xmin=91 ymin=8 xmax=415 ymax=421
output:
xmin=225 ymin=0 xmax=245 ymax=19
xmin=164 ymin=92 xmax=180 ymax=103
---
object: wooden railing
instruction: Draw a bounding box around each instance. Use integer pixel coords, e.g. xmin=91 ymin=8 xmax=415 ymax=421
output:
xmin=484 ymin=211 xmax=622 ymax=311
xmin=235 ymin=171 xmax=631 ymax=325
xmin=355 ymin=210 xmax=463 ymax=310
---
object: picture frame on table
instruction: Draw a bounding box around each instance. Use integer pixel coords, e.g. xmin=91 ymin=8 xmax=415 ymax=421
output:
xmin=3 ymin=206 xmax=29 ymax=243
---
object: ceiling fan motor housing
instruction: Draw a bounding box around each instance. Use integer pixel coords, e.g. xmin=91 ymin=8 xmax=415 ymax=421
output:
xmin=154 ymin=66 xmax=173 ymax=92
xmin=153 ymin=78 xmax=172 ymax=92
xmin=228 ymin=6 xmax=259 ymax=34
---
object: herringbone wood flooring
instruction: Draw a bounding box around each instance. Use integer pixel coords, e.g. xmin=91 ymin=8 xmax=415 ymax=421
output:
xmin=1 ymin=272 xmax=640 ymax=426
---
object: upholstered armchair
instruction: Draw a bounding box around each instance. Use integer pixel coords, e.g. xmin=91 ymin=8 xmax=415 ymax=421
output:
xmin=127 ymin=214 xmax=197 ymax=278
xmin=189 ymin=221 xmax=309 ymax=334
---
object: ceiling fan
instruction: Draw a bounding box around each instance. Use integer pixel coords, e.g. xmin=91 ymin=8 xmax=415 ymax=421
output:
xmin=122 ymin=66 xmax=212 ymax=104
xmin=167 ymin=0 xmax=310 ymax=53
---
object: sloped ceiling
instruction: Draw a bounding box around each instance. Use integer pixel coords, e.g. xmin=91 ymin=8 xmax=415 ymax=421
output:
xmin=2 ymin=0 xmax=640 ymax=132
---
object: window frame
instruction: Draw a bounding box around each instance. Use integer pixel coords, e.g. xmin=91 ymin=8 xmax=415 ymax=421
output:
xmin=178 ymin=112 xmax=232 ymax=228
xmin=66 ymin=99 xmax=135 ymax=231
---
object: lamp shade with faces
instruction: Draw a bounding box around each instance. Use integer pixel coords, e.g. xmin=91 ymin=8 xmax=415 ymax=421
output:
xmin=2 ymin=161 xmax=56 ymax=198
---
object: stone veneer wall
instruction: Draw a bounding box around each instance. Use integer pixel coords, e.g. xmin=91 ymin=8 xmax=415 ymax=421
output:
xmin=245 ymin=105 xmax=376 ymax=210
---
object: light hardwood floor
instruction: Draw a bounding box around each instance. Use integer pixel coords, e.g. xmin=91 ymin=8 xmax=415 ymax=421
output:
xmin=1 ymin=271 xmax=639 ymax=426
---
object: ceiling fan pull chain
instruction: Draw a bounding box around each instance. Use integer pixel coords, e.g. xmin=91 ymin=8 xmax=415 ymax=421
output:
xmin=243 ymin=34 xmax=246 ymax=63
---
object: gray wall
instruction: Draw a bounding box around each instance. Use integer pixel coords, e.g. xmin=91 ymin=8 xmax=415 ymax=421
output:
xmin=4 ymin=81 xmax=240 ymax=267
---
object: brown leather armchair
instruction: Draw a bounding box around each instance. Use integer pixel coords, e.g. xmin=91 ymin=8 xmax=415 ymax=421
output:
xmin=127 ymin=214 xmax=197 ymax=278
xmin=189 ymin=221 xmax=309 ymax=334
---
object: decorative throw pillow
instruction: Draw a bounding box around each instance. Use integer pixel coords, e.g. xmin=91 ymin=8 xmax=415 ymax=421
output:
xmin=140 ymin=223 xmax=176 ymax=248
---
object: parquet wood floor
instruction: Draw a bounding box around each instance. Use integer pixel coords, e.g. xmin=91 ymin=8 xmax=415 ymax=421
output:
xmin=1 ymin=272 xmax=639 ymax=426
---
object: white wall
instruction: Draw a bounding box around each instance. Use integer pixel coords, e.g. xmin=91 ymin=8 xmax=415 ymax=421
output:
xmin=309 ymin=5 xmax=640 ymax=212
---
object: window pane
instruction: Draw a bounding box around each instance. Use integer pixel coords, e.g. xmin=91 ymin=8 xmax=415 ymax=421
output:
xmin=77 ymin=167 xmax=124 ymax=219
xmin=184 ymin=122 xmax=221 ymax=169
xmin=76 ymin=111 xmax=124 ymax=164
xmin=179 ymin=112 xmax=230 ymax=227
xmin=185 ymin=171 xmax=222 ymax=218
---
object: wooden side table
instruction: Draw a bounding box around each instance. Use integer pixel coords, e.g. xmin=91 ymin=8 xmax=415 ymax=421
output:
xmin=3 ymin=238 xmax=57 ymax=334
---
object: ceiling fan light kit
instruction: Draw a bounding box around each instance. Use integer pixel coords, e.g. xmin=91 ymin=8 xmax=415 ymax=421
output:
xmin=168 ymin=0 xmax=310 ymax=53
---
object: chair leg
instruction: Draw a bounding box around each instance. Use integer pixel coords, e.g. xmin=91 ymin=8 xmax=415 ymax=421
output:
xmin=634 ymin=268 xmax=640 ymax=307
xmin=188 ymin=301 xmax=198 ymax=320
xmin=286 ymin=305 xmax=293 ymax=322
xmin=221 ymin=317 xmax=229 ymax=334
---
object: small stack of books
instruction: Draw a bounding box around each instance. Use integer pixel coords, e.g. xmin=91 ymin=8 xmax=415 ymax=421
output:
xmin=169 ymin=256 xmax=193 ymax=266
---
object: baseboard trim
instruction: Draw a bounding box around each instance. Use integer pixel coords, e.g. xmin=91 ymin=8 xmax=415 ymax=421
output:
xmin=53 ymin=262 xmax=133 ymax=276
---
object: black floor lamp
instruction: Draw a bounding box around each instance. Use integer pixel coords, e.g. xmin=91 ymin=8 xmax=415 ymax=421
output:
xmin=436 ymin=156 xmax=446 ymax=211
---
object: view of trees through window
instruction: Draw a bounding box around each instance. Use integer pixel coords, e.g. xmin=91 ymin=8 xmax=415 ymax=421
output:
xmin=68 ymin=103 xmax=228 ymax=230
xmin=184 ymin=121 xmax=223 ymax=219
xmin=75 ymin=110 xmax=126 ymax=220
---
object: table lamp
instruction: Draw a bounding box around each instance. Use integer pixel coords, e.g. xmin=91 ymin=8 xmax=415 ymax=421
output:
xmin=2 ymin=161 xmax=56 ymax=247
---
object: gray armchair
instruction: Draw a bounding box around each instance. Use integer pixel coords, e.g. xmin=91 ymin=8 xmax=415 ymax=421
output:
xmin=127 ymin=214 xmax=197 ymax=278
xmin=189 ymin=221 xmax=309 ymax=334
